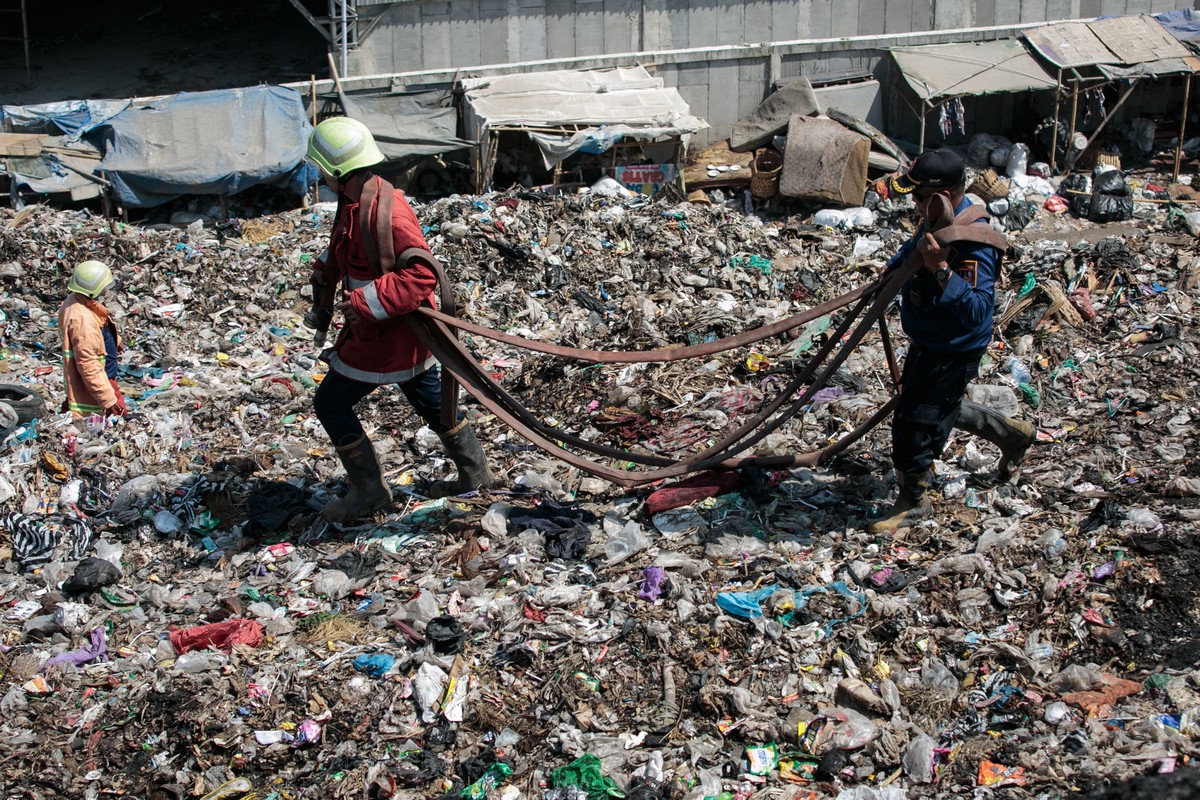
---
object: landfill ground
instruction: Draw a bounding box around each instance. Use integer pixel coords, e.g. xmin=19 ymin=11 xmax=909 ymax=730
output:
xmin=2 ymin=147 xmax=1200 ymax=800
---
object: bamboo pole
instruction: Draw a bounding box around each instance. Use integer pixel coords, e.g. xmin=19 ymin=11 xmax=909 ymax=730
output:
xmin=1173 ymin=74 xmax=1192 ymax=184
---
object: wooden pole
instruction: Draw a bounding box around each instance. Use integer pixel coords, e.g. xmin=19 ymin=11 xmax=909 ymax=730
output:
xmin=1066 ymin=77 xmax=1080 ymax=175
xmin=308 ymin=74 xmax=318 ymax=208
xmin=1173 ymin=74 xmax=1192 ymax=184
xmin=1050 ymin=68 xmax=1063 ymax=172
xmin=1066 ymin=80 xmax=1138 ymax=173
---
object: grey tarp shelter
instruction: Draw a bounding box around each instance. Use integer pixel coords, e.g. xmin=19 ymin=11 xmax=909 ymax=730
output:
xmin=337 ymin=91 xmax=475 ymax=163
xmin=1023 ymin=15 xmax=1200 ymax=174
xmin=888 ymin=39 xmax=1058 ymax=153
xmin=461 ymin=66 xmax=707 ymax=192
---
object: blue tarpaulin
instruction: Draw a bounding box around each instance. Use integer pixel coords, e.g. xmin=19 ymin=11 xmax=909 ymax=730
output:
xmin=88 ymin=85 xmax=317 ymax=208
xmin=1156 ymin=9 xmax=1200 ymax=47
xmin=1 ymin=99 xmax=130 ymax=140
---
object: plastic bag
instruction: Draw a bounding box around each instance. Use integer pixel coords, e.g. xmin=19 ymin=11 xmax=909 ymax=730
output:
xmin=1005 ymin=143 xmax=1030 ymax=178
xmin=1089 ymin=193 xmax=1133 ymax=223
xmin=903 ymin=733 xmax=937 ymax=783
xmin=813 ymin=209 xmax=849 ymax=228
xmin=603 ymin=521 xmax=650 ymax=566
xmin=1092 ymin=168 xmax=1130 ymax=196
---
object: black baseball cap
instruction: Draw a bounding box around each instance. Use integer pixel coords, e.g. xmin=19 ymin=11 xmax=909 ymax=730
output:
xmin=890 ymin=149 xmax=965 ymax=194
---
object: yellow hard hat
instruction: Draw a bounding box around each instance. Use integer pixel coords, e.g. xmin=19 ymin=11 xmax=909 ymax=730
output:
xmin=68 ymin=260 xmax=114 ymax=298
xmin=307 ymin=117 xmax=385 ymax=178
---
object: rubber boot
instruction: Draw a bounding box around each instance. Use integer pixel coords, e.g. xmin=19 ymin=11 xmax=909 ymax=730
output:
xmin=956 ymin=399 xmax=1036 ymax=482
xmin=429 ymin=420 xmax=493 ymax=499
xmin=867 ymin=471 xmax=932 ymax=535
xmin=321 ymin=435 xmax=392 ymax=523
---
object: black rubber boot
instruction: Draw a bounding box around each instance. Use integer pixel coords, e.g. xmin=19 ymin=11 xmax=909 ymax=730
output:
xmin=429 ymin=421 xmax=493 ymax=499
xmin=321 ymin=435 xmax=392 ymax=523
xmin=868 ymin=471 xmax=932 ymax=535
xmin=956 ymin=399 xmax=1037 ymax=482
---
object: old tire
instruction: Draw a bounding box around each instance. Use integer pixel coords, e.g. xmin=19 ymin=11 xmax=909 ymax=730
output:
xmin=0 ymin=384 xmax=48 ymax=424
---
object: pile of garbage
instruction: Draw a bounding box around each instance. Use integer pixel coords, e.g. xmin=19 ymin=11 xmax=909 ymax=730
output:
xmin=0 ymin=177 xmax=1199 ymax=800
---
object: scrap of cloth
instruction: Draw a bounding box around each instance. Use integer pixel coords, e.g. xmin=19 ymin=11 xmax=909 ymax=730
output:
xmin=507 ymin=502 xmax=597 ymax=559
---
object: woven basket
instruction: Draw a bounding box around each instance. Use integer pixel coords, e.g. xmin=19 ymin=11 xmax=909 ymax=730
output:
xmin=1095 ymin=151 xmax=1121 ymax=170
xmin=968 ymin=167 xmax=1010 ymax=202
xmin=750 ymin=148 xmax=784 ymax=199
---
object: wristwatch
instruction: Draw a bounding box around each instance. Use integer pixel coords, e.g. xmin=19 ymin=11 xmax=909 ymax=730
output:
xmin=935 ymin=266 xmax=951 ymax=282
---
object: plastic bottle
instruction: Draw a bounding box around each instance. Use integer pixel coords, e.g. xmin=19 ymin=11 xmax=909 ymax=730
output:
xmin=1008 ymin=358 xmax=1033 ymax=385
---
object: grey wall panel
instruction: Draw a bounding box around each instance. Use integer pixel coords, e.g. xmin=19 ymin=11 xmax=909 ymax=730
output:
xmin=744 ymin=1 xmax=774 ymax=42
xmin=602 ymin=0 xmax=635 ymax=52
xmin=706 ymin=61 xmax=741 ymax=139
xmin=884 ymin=0 xmax=912 ymax=34
xmin=667 ymin=0 xmax=691 ymax=48
xmin=1044 ymin=0 xmax=1073 ymax=21
xmin=546 ymin=0 xmax=577 ymax=59
xmin=1098 ymin=0 xmax=1126 ymax=14
xmin=575 ymin=0 xmax=607 ymax=56
xmin=688 ymin=0 xmax=719 ymax=47
xmin=1021 ymin=0 xmax=1049 ymax=21
xmin=976 ymin=0 xmax=996 ymax=26
xmin=713 ymin=0 xmax=747 ymax=46
xmin=994 ymin=0 xmax=1023 ymax=25
xmin=860 ymin=0 xmax=886 ymax=36
xmin=517 ymin=0 xmax=549 ymax=60
xmin=477 ymin=0 xmax=510 ymax=64
xmin=810 ymin=0 xmax=833 ymax=39
xmin=1124 ymin=0 xmax=1153 ymax=12
xmin=771 ymin=1 xmax=802 ymax=40
xmin=420 ymin=1 xmax=453 ymax=71
xmin=831 ymin=0 xmax=861 ymax=37
xmin=1079 ymin=0 xmax=1102 ymax=15
xmin=449 ymin=0 xmax=483 ymax=69
xmin=738 ymin=60 xmax=769 ymax=117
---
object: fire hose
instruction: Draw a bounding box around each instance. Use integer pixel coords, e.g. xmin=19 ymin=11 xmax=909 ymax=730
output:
xmin=334 ymin=192 xmax=1005 ymax=488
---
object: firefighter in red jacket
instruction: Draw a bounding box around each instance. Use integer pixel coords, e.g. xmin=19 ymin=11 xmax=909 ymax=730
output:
xmin=306 ymin=117 xmax=492 ymax=522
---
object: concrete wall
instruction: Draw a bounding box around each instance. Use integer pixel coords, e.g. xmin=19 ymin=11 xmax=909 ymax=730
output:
xmin=351 ymin=0 xmax=1191 ymax=75
xmin=333 ymin=0 xmax=1195 ymax=147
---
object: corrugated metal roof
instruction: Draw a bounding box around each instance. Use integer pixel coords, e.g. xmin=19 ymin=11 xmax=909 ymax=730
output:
xmin=889 ymin=40 xmax=1057 ymax=102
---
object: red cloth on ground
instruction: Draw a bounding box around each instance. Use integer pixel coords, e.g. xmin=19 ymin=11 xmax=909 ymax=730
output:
xmin=644 ymin=471 xmax=744 ymax=515
xmin=170 ymin=619 xmax=265 ymax=654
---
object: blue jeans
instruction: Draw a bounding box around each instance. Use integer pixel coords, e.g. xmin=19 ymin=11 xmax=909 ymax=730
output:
xmin=314 ymin=365 xmax=448 ymax=448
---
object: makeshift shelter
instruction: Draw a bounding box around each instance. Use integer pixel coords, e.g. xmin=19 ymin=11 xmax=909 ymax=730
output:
xmin=1023 ymin=15 xmax=1200 ymax=174
xmin=460 ymin=66 xmax=707 ymax=194
xmin=90 ymin=86 xmax=317 ymax=209
xmin=887 ymin=39 xmax=1059 ymax=153
xmin=3 ymin=87 xmax=316 ymax=211
xmin=338 ymin=90 xmax=474 ymax=163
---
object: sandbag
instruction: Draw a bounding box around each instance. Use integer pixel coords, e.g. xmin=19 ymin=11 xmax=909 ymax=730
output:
xmin=779 ymin=116 xmax=870 ymax=206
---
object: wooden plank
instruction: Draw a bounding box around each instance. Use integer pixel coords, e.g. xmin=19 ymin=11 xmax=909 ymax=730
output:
xmin=0 ymin=133 xmax=44 ymax=157
xmin=517 ymin=0 xmax=548 ymax=60
xmin=545 ymin=0 xmax=576 ymax=59
xmin=448 ymin=0 xmax=481 ymax=68
xmin=687 ymin=0 xmax=718 ymax=48
xmin=575 ymin=0 xmax=605 ymax=56
xmin=477 ymin=0 xmax=509 ymax=64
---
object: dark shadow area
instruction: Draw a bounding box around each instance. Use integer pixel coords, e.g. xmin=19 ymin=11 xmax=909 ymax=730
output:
xmin=0 ymin=0 xmax=328 ymax=105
